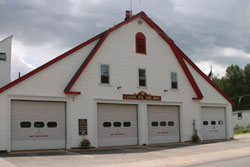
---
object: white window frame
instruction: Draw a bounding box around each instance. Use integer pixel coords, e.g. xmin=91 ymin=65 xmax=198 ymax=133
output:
xmin=138 ymin=68 xmax=147 ymax=87
xmin=100 ymin=64 xmax=110 ymax=85
xmin=171 ymin=72 xmax=178 ymax=89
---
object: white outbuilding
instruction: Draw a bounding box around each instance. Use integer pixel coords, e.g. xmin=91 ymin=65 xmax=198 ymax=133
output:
xmin=233 ymin=110 xmax=250 ymax=128
xmin=0 ymin=11 xmax=234 ymax=151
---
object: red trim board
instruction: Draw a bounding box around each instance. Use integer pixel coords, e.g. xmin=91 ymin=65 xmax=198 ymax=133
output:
xmin=64 ymin=31 xmax=110 ymax=94
xmin=0 ymin=32 xmax=104 ymax=94
xmin=63 ymin=11 xmax=232 ymax=105
xmin=0 ymin=11 xmax=233 ymax=106
xmin=180 ymin=49 xmax=234 ymax=105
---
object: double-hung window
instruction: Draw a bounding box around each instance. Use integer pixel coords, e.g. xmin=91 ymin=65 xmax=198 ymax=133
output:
xmin=138 ymin=68 xmax=146 ymax=87
xmin=171 ymin=72 xmax=178 ymax=89
xmin=101 ymin=64 xmax=110 ymax=84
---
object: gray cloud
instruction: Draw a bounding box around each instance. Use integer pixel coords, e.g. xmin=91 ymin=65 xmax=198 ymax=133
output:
xmin=0 ymin=0 xmax=250 ymax=78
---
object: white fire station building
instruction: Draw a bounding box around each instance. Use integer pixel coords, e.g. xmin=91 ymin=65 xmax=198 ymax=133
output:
xmin=0 ymin=11 xmax=234 ymax=151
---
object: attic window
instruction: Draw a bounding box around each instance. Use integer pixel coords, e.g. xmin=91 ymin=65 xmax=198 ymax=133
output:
xmin=0 ymin=53 xmax=6 ymax=61
xmin=136 ymin=32 xmax=146 ymax=54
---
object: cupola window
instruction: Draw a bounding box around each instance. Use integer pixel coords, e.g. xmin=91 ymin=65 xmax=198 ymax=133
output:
xmin=136 ymin=32 xmax=146 ymax=54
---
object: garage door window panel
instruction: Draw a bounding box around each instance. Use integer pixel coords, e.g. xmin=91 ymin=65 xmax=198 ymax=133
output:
xmin=123 ymin=122 xmax=131 ymax=127
xmin=218 ymin=121 xmax=223 ymax=125
xmin=211 ymin=121 xmax=216 ymax=125
xmin=168 ymin=121 xmax=174 ymax=126
xmin=103 ymin=122 xmax=111 ymax=127
xmin=113 ymin=122 xmax=121 ymax=127
xmin=160 ymin=121 xmax=166 ymax=126
xmin=47 ymin=122 xmax=57 ymax=128
xmin=152 ymin=122 xmax=158 ymax=127
xmin=20 ymin=122 xmax=31 ymax=128
xmin=34 ymin=122 xmax=45 ymax=128
xmin=203 ymin=121 xmax=208 ymax=125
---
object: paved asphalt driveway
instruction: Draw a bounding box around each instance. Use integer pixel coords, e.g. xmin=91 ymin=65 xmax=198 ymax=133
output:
xmin=1 ymin=134 xmax=250 ymax=167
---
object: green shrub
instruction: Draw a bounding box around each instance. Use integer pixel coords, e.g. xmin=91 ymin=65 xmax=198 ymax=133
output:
xmin=243 ymin=129 xmax=249 ymax=133
xmin=192 ymin=129 xmax=200 ymax=143
xmin=234 ymin=129 xmax=250 ymax=135
xmin=80 ymin=139 xmax=91 ymax=149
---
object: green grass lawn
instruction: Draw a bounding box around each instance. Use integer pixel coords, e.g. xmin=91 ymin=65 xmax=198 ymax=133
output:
xmin=234 ymin=129 xmax=250 ymax=135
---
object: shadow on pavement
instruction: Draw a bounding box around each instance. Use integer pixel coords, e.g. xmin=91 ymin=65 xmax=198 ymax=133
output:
xmin=0 ymin=139 xmax=230 ymax=158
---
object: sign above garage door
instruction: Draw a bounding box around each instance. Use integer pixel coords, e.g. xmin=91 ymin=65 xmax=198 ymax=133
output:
xmin=123 ymin=91 xmax=161 ymax=101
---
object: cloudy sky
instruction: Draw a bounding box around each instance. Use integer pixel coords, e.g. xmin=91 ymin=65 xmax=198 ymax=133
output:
xmin=1 ymin=0 xmax=250 ymax=80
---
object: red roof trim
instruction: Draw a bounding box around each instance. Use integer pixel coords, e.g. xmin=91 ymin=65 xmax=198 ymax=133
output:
xmin=63 ymin=12 xmax=146 ymax=93
xmin=172 ymin=44 xmax=204 ymax=99
xmin=141 ymin=13 xmax=232 ymax=104
xmin=0 ymin=32 xmax=104 ymax=94
xmin=64 ymin=31 xmax=110 ymax=94
xmin=140 ymin=14 xmax=203 ymax=99
xmin=180 ymin=50 xmax=235 ymax=106
xmin=0 ymin=11 xmax=233 ymax=106
xmin=65 ymin=91 xmax=81 ymax=95
xmin=64 ymin=12 xmax=203 ymax=97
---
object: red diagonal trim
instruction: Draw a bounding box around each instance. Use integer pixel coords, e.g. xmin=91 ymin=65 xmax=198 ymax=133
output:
xmin=0 ymin=32 xmax=104 ymax=94
xmin=140 ymin=13 xmax=233 ymax=105
xmin=64 ymin=12 xmax=146 ymax=94
xmin=0 ymin=11 xmax=234 ymax=106
xmin=141 ymin=14 xmax=203 ymax=100
xmin=180 ymin=50 xmax=235 ymax=106
xmin=170 ymin=44 xmax=204 ymax=100
xmin=64 ymin=31 xmax=110 ymax=94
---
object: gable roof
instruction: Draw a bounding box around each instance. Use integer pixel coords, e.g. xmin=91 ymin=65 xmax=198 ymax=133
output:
xmin=0 ymin=32 xmax=104 ymax=94
xmin=0 ymin=11 xmax=234 ymax=106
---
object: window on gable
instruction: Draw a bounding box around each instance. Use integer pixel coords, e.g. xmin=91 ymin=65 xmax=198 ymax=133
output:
xmin=171 ymin=72 xmax=178 ymax=89
xmin=139 ymin=68 xmax=146 ymax=87
xmin=136 ymin=32 xmax=146 ymax=54
xmin=0 ymin=53 xmax=6 ymax=61
xmin=101 ymin=64 xmax=110 ymax=84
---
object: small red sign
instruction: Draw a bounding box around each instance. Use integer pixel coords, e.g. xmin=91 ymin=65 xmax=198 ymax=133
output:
xmin=110 ymin=133 xmax=125 ymax=136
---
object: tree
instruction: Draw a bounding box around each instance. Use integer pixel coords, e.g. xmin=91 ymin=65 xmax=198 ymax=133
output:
xmin=212 ymin=64 xmax=250 ymax=109
xmin=225 ymin=64 xmax=244 ymax=99
xmin=244 ymin=64 xmax=250 ymax=93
